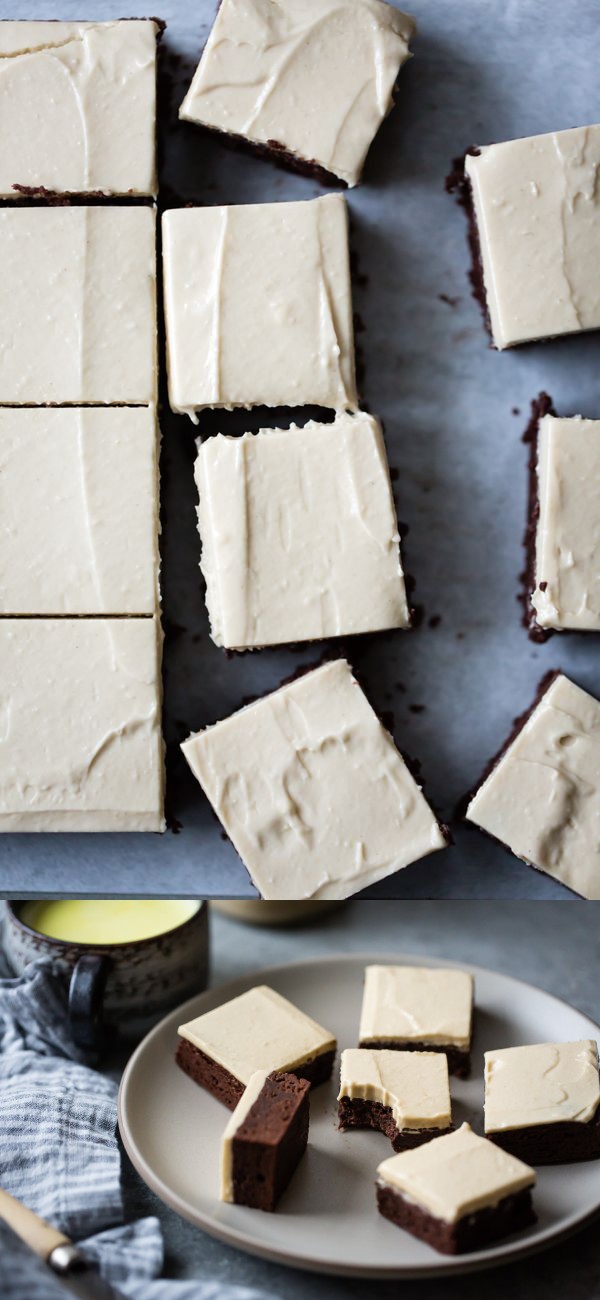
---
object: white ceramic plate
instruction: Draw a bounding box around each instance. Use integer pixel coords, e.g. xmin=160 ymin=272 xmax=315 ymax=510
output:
xmin=118 ymin=953 xmax=600 ymax=1278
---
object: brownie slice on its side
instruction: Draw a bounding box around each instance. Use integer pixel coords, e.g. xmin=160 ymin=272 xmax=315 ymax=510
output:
xmin=376 ymin=1124 xmax=536 ymax=1256
xmin=221 ymin=1070 xmax=310 ymax=1211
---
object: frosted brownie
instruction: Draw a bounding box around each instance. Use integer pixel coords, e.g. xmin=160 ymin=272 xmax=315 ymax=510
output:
xmin=338 ymin=1048 xmax=452 ymax=1150
xmin=522 ymin=397 xmax=600 ymax=638
xmin=176 ymin=985 xmax=336 ymax=1106
xmin=0 ymin=406 xmax=160 ymax=615
xmin=162 ymin=195 xmax=356 ymax=417
xmin=194 ymin=411 xmax=410 ymax=648
xmin=181 ymin=659 xmax=447 ymax=899
xmin=0 ymin=205 xmax=157 ymax=404
xmin=179 ymin=0 xmax=415 ymax=188
xmin=220 ymin=1069 xmax=310 ymax=1210
xmin=465 ymin=672 xmax=600 ymax=900
xmin=376 ymin=1124 xmax=536 ymax=1255
xmin=485 ymin=1040 xmax=600 ymax=1165
xmin=359 ymin=965 xmax=473 ymax=1077
xmin=0 ymin=618 xmax=164 ymax=831
xmin=0 ymin=21 xmax=160 ymax=197
xmin=457 ymin=125 xmax=600 ymax=348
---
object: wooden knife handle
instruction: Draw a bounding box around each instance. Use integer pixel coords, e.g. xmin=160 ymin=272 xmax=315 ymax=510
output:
xmin=0 ymin=1187 xmax=71 ymax=1260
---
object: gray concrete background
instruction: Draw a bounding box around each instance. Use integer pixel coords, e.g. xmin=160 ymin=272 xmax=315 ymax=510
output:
xmin=1 ymin=0 xmax=599 ymax=896
xmin=116 ymin=901 xmax=600 ymax=1298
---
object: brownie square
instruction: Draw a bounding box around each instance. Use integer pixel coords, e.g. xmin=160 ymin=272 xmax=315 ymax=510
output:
xmin=485 ymin=1040 xmax=600 ymax=1165
xmin=177 ymin=985 xmax=336 ymax=1107
xmin=465 ymin=672 xmax=600 ymax=899
xmin=460 ymin=125 xmax=600 ymax=349
xmin=0 ymin=205 xmax=157 ymax=403
xmin=221 ymin=1070 xmax=310 ymax=1210
xmin=0 ymin=406 xmax=159 ymax=616
xmin=376 ymin=1124 xmax=536 ymax=1256
xmin=0 ymin=21 xmax=160 ymax=197
xmin=0 ymin=618 xmax=164 ymax=832
xmin=162 ymin=195 xmax=356 ymax=416
xmin=181 ymin=660 xmax=447 ymax=900
xmin=338 ymin=1048 xmax=452 ymax=1151
xmin=521 ymin=397 xmax=600 ymax=638
xmin=179 ymin=0 xmax=414 ymax=188
xmin=194 ymin=411 xmax=410 ymax=649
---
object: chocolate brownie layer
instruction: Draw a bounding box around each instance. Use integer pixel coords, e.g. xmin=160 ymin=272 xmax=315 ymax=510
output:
xmin=359 ymin=1040 xmax=470 ymax=1079
xmin=519 ymin=392 xmax=556 ymax=642
xmin=376 ymin=1181 xmax=536 ymax=1255
xmin=338 ymin=1096 xmax=453 ymax=1151
xmin=232 ymin=1072 xmax=310 ymax=1210
xmin=176 ymin=1036 xmax=244 ymax=1108
xmin=490 ymin=1105 xmax=600 ymax=1166
xmin=176 ymin=1036 xmax=335 ymax=1108
xmin=445 ymin=148 xmax=491 ymax=340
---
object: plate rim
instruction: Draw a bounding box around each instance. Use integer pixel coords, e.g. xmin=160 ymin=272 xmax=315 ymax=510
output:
xmin=118 ymin=949 xmax=600 ymax=1280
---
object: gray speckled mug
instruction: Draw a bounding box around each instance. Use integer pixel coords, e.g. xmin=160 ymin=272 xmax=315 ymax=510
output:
xmin=2 ymin=900 xmax=209 ymax=1049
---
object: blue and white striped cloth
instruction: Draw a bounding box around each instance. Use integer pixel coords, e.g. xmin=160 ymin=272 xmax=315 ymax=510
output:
xmin=0 ymin=957 xmax=278 ymax=1300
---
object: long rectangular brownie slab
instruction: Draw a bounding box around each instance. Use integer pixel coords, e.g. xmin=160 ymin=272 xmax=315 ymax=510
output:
xmin=221 ymin=1070 xmax=310 ymax=1210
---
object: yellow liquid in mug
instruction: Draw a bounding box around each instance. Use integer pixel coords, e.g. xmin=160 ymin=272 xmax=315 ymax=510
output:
xmin=19 ymin=899 xmax=200 ymax=945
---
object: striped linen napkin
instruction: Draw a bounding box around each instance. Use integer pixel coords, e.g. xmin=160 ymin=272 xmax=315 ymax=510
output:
xmin=0 ymin=956 xmax=278 ymax=1300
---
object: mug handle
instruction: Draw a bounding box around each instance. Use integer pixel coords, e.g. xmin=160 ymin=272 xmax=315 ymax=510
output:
xmin=68 ymin=953 xmax=110 ymax=1052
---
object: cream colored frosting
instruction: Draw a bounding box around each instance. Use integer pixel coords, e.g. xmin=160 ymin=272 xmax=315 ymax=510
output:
xmin=0 ymin=618 xmax=164 ymax=831
xmin=220 ymin=1068 xmax=270 ymax=1202
xmin=181 ymin=659 xmax=446 ymax=900
xmin=178 ymin=985 xmax=336 ymax=1084
xmin=377 ymin=1123 xmax=536 ymax=1224
xmin=466 ymin=673 xmax=600 ymax=900
xmin=485 ymin=1041 xmax=600 ymax=1134
xmin=0 ymin=205 xmax=157 ymax=404
xmin=359 ymin=965 xmax=473 ymax=1048
xmin=465 ymin=125 xmax=600 ymax=349
xmin=162 ymin=195 xmax=356 ymax=418
xmin=339 ymin=1048 xmax=451 ymax=1130
xmin=194 ymin=411 xmax=409 ymax=648
xmin=532 ymin=415 xmax=600 ymax=631
xmin=0 ymin=21 xmax=158 ymax=197
xmin=0 ymin=406 xmax=160 ymax=615
xmin=179 ymin=0 xmax=415 ymax=187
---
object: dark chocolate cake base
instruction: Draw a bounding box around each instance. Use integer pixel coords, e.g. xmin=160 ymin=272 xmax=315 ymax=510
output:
xmin=230 ymin=1071 xmax=310 ymax=1210
xmin=176 ymin=1036 xmax=335 ymax=1109
xmin=445 ymin=148 xmax=492 ymax=342
xmin=519 ymin=392 xmax=557 ymax=643
xmin=489 ymin=1106 xmax=600 ymax=1165
xmin=338 ymin=1096 xmax=452 ymax=1151
xmin=358 ymin=1039 xmax=470 ymax=1079
xmin=376 ymin=1181 xmax=536 ymax=1255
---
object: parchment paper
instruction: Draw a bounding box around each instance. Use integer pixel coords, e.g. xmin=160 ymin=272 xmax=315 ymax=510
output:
xmin=1 ymin=0 xmax=598 ymax=897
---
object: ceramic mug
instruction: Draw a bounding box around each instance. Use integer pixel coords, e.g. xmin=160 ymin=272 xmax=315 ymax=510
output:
xmin=2 ymin=900 xmax=209 ymax=1049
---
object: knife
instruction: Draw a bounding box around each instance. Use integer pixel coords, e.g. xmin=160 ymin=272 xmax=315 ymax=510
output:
xmin=0 ymin=1187 xmax=118 ymax=1300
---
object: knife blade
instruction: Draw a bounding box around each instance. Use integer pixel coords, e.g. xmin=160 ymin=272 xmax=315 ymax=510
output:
xmin=0 ymin=1187 xmax=118 ymax=1300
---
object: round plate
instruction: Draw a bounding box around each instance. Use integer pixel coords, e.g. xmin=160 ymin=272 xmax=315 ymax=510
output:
xmin=118 ymin=952 xmax=600 ymax=1279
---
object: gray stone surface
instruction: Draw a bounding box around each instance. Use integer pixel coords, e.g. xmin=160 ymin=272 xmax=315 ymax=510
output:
xmin=116 ymin=902 xmax=600 ymax=1298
